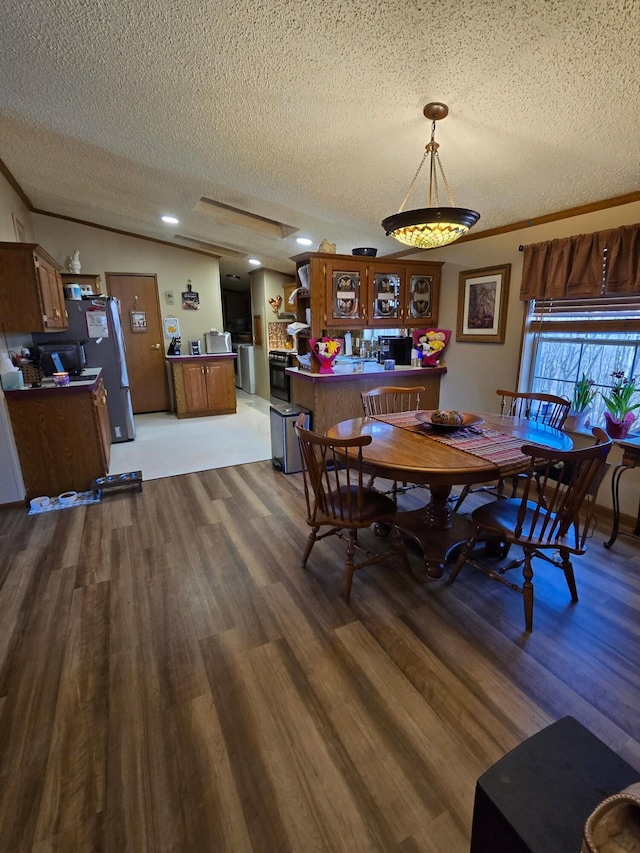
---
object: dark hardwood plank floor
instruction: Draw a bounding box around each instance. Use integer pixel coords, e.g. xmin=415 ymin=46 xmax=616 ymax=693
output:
xmin=1 ymin=461 xmax=639 ymax=852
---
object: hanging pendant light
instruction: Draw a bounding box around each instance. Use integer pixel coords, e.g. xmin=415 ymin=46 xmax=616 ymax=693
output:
xmin=382 ymin=102 xmax=480 ymax=249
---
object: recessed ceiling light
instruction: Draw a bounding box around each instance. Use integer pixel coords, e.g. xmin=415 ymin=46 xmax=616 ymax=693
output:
xmin=248 ymin=258 xmax=261 ymax=266
xmin=161 ymin=214 xmax=179 ymax=224
xmin=296 ymin=237 xmax=313 ymax=246
xmin=226 ymin=274 xmax=241 ymax=280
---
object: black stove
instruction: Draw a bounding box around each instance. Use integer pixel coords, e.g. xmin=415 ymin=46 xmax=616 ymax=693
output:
xmin=268 ymin=350 xmax=296 ymax=401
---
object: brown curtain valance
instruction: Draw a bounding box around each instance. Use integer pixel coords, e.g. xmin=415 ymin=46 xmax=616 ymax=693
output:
xmin=520 ymin=222 xmax=640 ymax=300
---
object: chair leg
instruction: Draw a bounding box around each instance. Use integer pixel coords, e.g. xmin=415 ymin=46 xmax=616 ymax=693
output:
xmin=560 ymin=550 xmax=579 ymax=602
xmin=522 ymin=550 xmax=534 ymax=632
xmin=510 ymin=475 xmax=519 ymax=498
xmin=302 ymin=527 xmax=318 ymax=567
xmin=344 ymin=532 xmax=357 ymax=603
xmin=446 ymin=528 xmax=479 ymax=584
xmin=453 ymin=485 xmax=471 ymax=513
xmin=390 ymin=525 xmax=411 ymax=572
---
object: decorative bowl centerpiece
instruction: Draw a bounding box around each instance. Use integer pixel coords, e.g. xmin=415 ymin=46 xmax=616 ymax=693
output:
xmin=352 ymin=247 xmax=378 ymax=257
xmin=416 ymin=410 xmax=484 ymax=432
xmin=310 ymin=337 xmax=343 ymax=374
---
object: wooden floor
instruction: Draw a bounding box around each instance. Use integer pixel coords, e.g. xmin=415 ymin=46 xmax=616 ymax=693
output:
xmin=1 ymin=462 xmax=640 ymax=852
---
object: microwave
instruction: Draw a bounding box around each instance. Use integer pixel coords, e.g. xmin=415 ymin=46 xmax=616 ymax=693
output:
xmin=377 ymin=336 xmax=412 ymax=365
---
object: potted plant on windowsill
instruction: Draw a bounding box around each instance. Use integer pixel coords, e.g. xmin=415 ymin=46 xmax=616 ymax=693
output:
xmin=600 ymin=370 xmax=640 ymax=439
xmin=565 ymin=374 xmax=596 ymax=431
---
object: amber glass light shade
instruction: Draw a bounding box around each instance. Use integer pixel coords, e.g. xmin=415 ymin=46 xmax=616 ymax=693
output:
xmin=382 ymin=207 xmax=481 ymax=249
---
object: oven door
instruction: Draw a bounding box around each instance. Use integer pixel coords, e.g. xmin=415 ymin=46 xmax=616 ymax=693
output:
xmin=269 ymin=359 xmax=291 ymax=402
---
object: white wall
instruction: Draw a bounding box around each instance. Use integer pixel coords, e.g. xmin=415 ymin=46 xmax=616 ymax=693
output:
xmin=33 ymin=214 xmax=223 ymax=346
xmin=250 ymin=267 xmax=295 ymax=400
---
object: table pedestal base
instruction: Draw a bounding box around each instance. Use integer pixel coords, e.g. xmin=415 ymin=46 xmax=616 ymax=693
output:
xmin=395 ymin=507 xmax=475 ymax=578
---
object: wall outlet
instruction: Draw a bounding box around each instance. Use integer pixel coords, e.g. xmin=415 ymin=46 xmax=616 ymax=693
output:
xmin=166 ymin=290 xmax=174 ymax=305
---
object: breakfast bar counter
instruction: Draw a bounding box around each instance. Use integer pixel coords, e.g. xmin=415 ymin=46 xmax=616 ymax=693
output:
xmin=287 ymin=363 xmax=446 ymax=434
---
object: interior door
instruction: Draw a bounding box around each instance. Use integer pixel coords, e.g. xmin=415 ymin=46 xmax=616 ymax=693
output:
xmin=106 ymin=273 xmax=169 ymax=413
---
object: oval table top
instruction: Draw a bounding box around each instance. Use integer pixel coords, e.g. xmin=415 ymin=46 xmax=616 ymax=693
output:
xmin=326 ymin=411 xmax=574 ymax=487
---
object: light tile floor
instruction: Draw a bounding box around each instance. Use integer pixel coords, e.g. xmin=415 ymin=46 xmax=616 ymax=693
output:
xmin=109 ymin=390 xmax=273 ymax=481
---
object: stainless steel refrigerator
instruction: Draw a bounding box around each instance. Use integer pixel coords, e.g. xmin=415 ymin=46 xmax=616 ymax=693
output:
xmin=33 ymin=297 xmax=135 ymax=443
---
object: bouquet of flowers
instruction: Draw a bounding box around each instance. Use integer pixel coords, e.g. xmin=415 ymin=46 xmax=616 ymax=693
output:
xmin=411 ymin=329 xmax=451 ymax=366
xmin=572 ymin=374 xmax=596 ymax=414
xmin=311 ymin=337 xmax=342 ymax=374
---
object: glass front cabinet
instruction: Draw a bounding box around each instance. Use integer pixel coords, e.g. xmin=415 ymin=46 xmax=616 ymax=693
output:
xmin=295 ymin=253 xmax=442 ymax=330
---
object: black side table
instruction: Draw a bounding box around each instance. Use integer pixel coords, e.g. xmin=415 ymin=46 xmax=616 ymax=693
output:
xmin=470 ymin=716 xmax=639 ymax=853
xmin=604 ymin=435 xmax=640 ymax=548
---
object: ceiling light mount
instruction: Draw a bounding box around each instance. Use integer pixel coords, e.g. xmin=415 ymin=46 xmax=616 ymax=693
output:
xmin=382 ymin=102 xmax=480 ymax=250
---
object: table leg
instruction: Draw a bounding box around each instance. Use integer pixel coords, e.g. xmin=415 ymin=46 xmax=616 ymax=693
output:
xmin=604 ymin=462 xmax=628 ymax=549
xmin=394 ymin=484 xmax=475 ymax=579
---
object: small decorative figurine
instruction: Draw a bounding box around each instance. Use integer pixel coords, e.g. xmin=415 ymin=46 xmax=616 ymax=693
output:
xmin=268 ymin=295 xmax=282 ymax=314
xmin=67 ymin=250 xmax=81 ymax=274
xmin=167 ymin=336 xmax=181 ymax=355
xmin=318 ymin=239 xmax=336 ymax=253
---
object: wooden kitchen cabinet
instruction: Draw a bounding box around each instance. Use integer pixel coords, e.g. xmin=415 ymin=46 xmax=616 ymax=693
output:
xmin=5 ymin=376 xmax=111 ymax=501
xmin=169 ymin=356 xmax=236 ymax=418
xmin=292 ymin=252 xmax=443 ymax=335
xmin=0 ymin=242 xmax=67 ymax=332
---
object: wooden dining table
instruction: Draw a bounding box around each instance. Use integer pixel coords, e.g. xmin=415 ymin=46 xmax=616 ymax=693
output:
xmin=326 ymin=410 xmax=573 ymax=579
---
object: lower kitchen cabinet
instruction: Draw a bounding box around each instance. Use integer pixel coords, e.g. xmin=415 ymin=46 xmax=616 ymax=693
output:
xmin=169 ymin=356 xmax=236 ymax=417
xmin=5 ymin=377 xmax=111 ymax=501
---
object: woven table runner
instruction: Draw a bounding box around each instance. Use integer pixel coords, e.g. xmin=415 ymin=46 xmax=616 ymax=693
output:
xmin=372 ymin=411 xmax=534 ymax=478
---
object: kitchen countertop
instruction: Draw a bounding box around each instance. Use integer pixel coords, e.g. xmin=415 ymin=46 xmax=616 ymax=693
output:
xmin=287 ymin=364 xmax=446 ymax=381
xmin=3 ymin=368 xmax=103 ymax=397
xmin=165 ymin=353 xmax=235 ymax=360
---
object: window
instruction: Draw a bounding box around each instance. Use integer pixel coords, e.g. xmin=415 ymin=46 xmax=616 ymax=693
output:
xmin=524 ymin=295 xmax=640 ymax=428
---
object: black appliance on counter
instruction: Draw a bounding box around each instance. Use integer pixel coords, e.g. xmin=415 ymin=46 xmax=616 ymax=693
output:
xmin=32 ymin=341 xmax=87 ymax=376
xmin=268 ymin=350 xmax=296 ymax=402
xmin=377 ymin=336 xmax=413 ymax=365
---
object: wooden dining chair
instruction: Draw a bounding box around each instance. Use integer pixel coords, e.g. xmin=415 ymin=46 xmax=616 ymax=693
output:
xmin=294 ymin=414 xmax=411 ymax=602
xmin=360 ymin=386 xmax=426 ymax=417
xmin=453 ymin=388 xmax=572 ymax=512
xmin=360 ymin=385 xmax=426 ymax=501
xmin=446 ymin=427 xmax=612 ymax=632
xmin=497 ymin=389 xmax=571 ymax=428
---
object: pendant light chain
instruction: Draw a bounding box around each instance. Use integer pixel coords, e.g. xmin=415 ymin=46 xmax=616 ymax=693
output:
xmin=397 ymin=150 xmax=429 ymax=214
xmin=397 ymin=118 xmax=455 ymax=213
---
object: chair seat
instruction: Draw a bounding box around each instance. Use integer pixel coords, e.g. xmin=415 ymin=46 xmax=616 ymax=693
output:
xmin=471 ymin=498 xmax=580 ymax=551
xmin=327 ymin=485 xmax=398 ymax=523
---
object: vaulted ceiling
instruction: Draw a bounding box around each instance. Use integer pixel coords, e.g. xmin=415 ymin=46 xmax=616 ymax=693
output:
xmin=1 ymin=0 xmax=638 ymax=289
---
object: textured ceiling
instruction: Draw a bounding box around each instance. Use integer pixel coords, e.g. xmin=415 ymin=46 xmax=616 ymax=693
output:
xmin=1 ymin=0 xmax=639 ymax=288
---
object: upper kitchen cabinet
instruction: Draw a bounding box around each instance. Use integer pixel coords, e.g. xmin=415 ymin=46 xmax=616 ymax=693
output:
xmin=0 ymin=242 xmax=67 ymax=332
xmin=292 ymin=252 xmax=443 ymax=332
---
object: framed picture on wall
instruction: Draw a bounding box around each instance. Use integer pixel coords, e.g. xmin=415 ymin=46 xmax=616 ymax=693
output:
xmin=456 ymin=264 xmax=510 ymax=343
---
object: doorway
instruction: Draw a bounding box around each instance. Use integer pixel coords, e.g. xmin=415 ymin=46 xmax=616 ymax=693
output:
xmin=106 ymin=273 xmax=170 ymax=413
